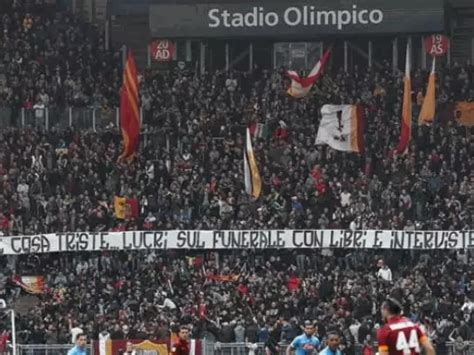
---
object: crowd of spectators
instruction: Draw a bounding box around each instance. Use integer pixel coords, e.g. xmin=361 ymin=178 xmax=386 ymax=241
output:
xmin=0 ymin=0 xmax=472 ymax=237
xmin=0 ymin=0 xmax=121 ymax=109
xmin=0 ymin=1 xmax=473 ymax=353
xmin=0 ymin=60 xmax=471 ymax=350
xmin=0 ymin=61 xmax=473 ymax=235
xmin=1 ymin=249 xmax=473 ymax=354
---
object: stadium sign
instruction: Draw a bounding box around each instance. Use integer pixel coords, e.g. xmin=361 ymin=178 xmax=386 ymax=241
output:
xmin=149 ymin=0 xmax=445 ymax=38
xmin=207 ymin=6 xmax=384 ymax=30
xmin=149 ymin=39 xmax=175 ymax=62
xmin=424 ymin=34 xmax=449 ymax=57
xmin=0 ymin=229 xmax=473 ymax=254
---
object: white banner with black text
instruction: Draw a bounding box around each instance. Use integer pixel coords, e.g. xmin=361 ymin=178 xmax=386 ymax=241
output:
xmin=0 ymin=230 xmax=473 ymax=254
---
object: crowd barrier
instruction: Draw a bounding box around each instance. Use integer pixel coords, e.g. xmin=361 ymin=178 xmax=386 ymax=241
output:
xmin=2 ymin=344 xmax=92 ymax=355
xmin=4 ymin=341 xmax=474 ymax=355
xmin=0 ymin=106 xmax=176 ymax=151
xmin=0 ymin=107 xmax=132 ymax=131
xmin=206 ymin=342 xmax=371 ymax=355
xmin=206 ymin=341 xmax=474 ymax=355
xmin=194 ymin=341 xmax=474 ymax=355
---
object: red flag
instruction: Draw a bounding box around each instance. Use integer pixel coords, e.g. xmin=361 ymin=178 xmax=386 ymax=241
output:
xmin=393 ymin=41 xmax=412 ymax=155
xmin=119 ymin=51 xmax=140 ymax=162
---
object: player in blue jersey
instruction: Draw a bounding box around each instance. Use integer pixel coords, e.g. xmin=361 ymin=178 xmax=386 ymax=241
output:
xmin=68 ymin=333 xmax=87 ymax=355
xmin=319 ymin=332 xmax=341 ymax=355
xmin=286 ymin=321 xmax=321 ymax=355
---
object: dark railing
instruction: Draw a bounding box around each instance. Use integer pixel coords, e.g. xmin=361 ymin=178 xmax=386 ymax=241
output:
xmin=0 ymin=107 xmax=121 ymax=131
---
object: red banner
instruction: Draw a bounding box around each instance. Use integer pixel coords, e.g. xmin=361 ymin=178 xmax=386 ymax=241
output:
xmin=149 ymin=40 xmax=175 ymax=62
xmin=424 ymin=34 xmax=449 ymax=57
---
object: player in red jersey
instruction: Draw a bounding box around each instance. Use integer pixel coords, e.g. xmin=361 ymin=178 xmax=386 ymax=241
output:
xmin=170 ymin=326 xmax=190 ymax=355
xmin=377 ymin=297 xmax=435 ymax=355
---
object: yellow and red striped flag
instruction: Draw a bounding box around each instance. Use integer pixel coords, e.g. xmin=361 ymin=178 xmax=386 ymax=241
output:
xmin=119 ymin=51 xmax=140 ymax=162
xmin=393 ymin=40 xmax=412 ymax=155
xmin=418 ymin=57 xmax=436 ymax=125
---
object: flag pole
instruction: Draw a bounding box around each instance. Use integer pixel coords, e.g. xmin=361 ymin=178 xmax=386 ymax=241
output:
xmin=11 ymin=309 xmax=16 ymax=355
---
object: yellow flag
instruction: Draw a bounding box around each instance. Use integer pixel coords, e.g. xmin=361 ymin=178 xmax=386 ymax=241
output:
xmin=133 ymin=340 xmax=167 ymax=355
xmin=418 ymin=57 xmax=436 ymax=125
xmin=455 ymin=101 xmax=474 ymax=126
xmin=114 ymin=196 xmax=127 ymax=219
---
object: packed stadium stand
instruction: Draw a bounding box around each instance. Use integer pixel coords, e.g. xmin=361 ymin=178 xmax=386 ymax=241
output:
xmin=0 ymin=0 xmax=121 ymax=109
xmin=0 ymin=0 xmax=473 ymax=354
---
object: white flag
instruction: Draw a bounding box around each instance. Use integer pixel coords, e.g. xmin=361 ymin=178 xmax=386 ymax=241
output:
xmin=315 ymin=105 xmax=364 ymax=153
xmin=98 ymin=332 xmax=111 ymax=355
